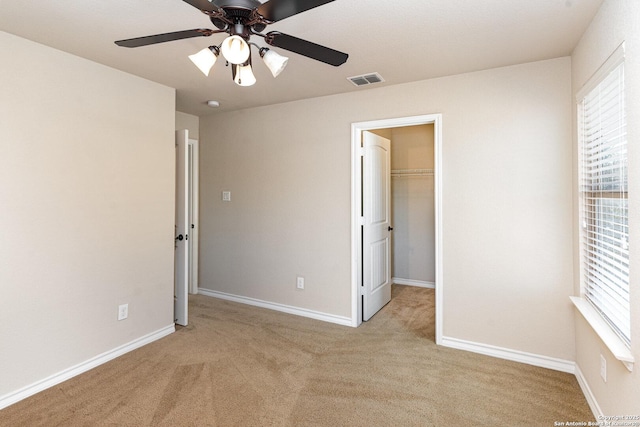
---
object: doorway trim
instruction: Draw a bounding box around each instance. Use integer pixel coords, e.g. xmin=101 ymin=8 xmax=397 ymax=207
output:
xmin=350 ymin=114 xmax=443 ymax=345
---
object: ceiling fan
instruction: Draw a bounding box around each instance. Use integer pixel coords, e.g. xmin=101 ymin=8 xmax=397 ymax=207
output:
xmin=115 ymin=0 xmax=348 ymax=86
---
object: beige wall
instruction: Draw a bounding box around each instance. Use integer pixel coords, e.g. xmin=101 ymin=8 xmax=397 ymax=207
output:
xmin=176 ymin=111 xmax=199 ymax=139
xmin=390 ymin=125 xmax=435 ymax=283
xmin=200 ymin=56 xmax=575 ymax=361
xmin=571 ymin=0 xmax=640 ymax=415
xmin=0 ymin=32 xmax=176 ymax=399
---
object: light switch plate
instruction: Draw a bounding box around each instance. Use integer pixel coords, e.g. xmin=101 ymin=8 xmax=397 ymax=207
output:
xmin=118 ymin=304 xmax=128 ymax=321
xmin=600 ymin=354 xmax=607 ymax=382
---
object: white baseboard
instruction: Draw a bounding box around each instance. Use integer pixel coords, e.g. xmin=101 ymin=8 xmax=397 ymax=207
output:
xmin=392 ymin=277 xmax=435 ymax=288
xmin=574 ymin=364 xmax=603 ymax=419
xmin=198 ymin=288 xmax=353 ymax=327
xmin=440 ymin=336 xmax=576 ymax=374
xmin=0 ymin=324 xmax=175 ymax=410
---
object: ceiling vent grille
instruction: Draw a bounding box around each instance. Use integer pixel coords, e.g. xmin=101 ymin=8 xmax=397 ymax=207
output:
xmin=347 ymin=72 xmax=385 ymax=87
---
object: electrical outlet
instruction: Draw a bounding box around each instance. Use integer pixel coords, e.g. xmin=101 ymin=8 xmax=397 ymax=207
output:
xmin=118 ymin=303 xmax=128 ymax=321
xmin=296 ymin=276 xmax=304 ymax=290
xmin=600 ymin=354 xmax=607 ymax=382
xmin=222 ymin=191 xmax=231 ymax=202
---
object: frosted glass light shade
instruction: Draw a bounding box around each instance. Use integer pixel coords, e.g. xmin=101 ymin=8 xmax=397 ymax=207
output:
xmin=261 ymin=49 xmax=288 ymax=78
xmin=188 ymin=47 xmax=218 ymax=76
xmin=233 ymin=63 xmax=256 ymax=86
xmin=220 ymin=35 xmax=250 ymax=65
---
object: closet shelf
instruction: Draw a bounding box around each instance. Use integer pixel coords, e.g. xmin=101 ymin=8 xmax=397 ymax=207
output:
xmin=391 ymin=168 xmax=434 ymax=177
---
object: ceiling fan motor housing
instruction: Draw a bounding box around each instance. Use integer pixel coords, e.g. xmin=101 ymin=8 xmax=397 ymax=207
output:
xmin=213 ymin=0 xmax=262 ymax=10
xmin=212 ymin=0 xmax=266 ymax=35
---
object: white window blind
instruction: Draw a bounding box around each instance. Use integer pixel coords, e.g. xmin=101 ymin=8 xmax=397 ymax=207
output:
xmin=578 ymin=47 xmax=629 ymax=346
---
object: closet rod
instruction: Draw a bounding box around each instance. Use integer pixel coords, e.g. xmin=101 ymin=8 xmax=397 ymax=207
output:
xmin=391 ymin=168 xmax=434 ymax=177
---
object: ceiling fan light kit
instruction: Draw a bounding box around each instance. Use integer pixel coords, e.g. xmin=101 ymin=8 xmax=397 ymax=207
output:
xmin=115 ymin=0 xmax=348 ymax=88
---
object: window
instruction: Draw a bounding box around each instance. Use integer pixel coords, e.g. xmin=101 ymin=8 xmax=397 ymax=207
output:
xmin=577 ymin=44 xmax=630 ymax=346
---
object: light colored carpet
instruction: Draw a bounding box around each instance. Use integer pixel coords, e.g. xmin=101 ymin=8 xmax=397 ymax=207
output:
xmin=0 ymin=285 xmax=592 ymax=426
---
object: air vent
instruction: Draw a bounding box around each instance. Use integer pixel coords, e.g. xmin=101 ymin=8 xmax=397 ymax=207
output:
xmin=347 ymin=72 xmax=385 ymax=87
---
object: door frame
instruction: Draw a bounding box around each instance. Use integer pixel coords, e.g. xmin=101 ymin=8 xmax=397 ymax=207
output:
xmin=350 ymin=114 xmax=443 ymax=345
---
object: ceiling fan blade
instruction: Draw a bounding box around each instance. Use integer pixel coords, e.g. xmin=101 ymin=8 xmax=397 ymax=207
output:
xmin=115 ymin=29 xmax=215 ymax=48
xmin=265 ymin=32 xmax=348 ymax=66
xmin=181 ymin=0 xmax=219 ymax=12
xmin=257 ymin=0 xmax=334 ymax=22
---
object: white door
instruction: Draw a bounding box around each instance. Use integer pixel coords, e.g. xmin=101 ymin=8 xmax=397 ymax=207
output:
xmin=175 ymin=130 xmax=189 ymax=326
xmin=187 ymin=139 xmax=199 ymax=295
xmin=362 ymin=131 xmax=392 ymax=321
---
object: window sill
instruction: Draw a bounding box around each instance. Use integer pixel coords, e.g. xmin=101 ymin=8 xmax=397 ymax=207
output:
xmin=570 ymin=297 xmax=634 ymax=372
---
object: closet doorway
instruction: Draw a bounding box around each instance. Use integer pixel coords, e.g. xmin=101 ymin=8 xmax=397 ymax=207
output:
xmin=350 ymin=114 xmax=443 ymax=344
xmin=386 ymin=125 xmax=436 ymax=290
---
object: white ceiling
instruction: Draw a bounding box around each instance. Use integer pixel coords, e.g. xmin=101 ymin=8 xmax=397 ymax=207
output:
xmin=1 ymin=0 xmax=603 ymax=116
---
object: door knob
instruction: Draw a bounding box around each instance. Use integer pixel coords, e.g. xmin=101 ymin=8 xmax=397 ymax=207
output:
xmin=388 ymin=226 xmax=394 ymax=231
xmin=176 ymin=234 xmax=184 ymax=241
